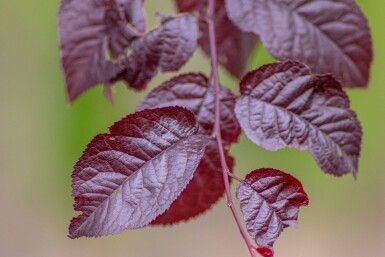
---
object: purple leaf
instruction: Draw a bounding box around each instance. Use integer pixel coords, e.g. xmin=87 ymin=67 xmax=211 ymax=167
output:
xmin=69 ymin=107 xmax=209 ymax=238
xmin=115 ymin=0 xmax=146 ymax=33
xmin=58 ymin=0 xmax=145 ymax=102
xmin=151 ymin=140 xmax=233 ymax=225
xmin=236 ymin=168 xmax=308 ymax=248
xmin=137 ymin=73 xmax=239 ymax=223
xmin=121 ymin=15 xmax=199 ymax=90
xmin=107 ymin=0 xmax=146 ymax=58
xmin=235 ymin=61 xmax=362 ymax=177
xmin=175 ymin=0 xmax=258 ymax=78
xmin=137 ymin=73 xmax=240 ymax=144
xmin=225 ymin=0 xmax=373 ymax=87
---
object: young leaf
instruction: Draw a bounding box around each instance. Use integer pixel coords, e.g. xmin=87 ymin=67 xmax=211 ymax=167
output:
xmin=137 ymin=73 xmax=240 ymax=144
xmin=58 ymin=0 xmax=145 ymax=101
xmin=69 ymin=107 xmax=209 ymax=238
xmin=225 ymin=0 xmax=373 ymax=87
xmin=175 ymin=0 xmax=258 ymax=78
xmin=236 ymin=168 xmax=308 ymax=249
xmin=235 ymin=61 xmax=362 ymax=177
xmin=121 ymin=14 xmax=199 ymax=90
xmin=151 ymin=140 xmax=234 ymax=224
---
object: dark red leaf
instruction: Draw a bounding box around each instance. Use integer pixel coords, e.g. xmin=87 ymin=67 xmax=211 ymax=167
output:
xmin=58 ymin=0 xmax=145 ymax=101
xmin=107 ymin=0 xmax=146 ymax=58
xmin=225 ymin=0 xmax=373 ymax=87
xmin=69 ymin=107 xmax=209 ymax=238
xmin=235 ymin=61 xmax=362 ymax=177
xmin=175 ymin=0 xmax=206 ymax=11
xmin=137 ymin=73 xmax=240 ymax=144
xmin=136 ymin=73 xmax=239 ymax=224
xmin=151 ymin=140 xmax=233 ymax=224
xmin=236 ymin=168 xmax=308 ymax=248
xmin=175 ymin=0 xmax=258 ymax=78
xmin=121 ymin=14 xmax=199 ymax=90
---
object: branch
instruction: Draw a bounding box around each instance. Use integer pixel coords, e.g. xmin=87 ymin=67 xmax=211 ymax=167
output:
xmin=206 ymin=1 xmax=257 ymax=256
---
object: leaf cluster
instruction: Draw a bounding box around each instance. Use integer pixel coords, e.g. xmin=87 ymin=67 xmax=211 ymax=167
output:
xmin=58 ymin=0 xmax=372 ymax=256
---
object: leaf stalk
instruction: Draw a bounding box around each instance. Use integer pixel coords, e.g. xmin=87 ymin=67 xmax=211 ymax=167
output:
xmin=206 ymin=1 xmax=257 ymax=256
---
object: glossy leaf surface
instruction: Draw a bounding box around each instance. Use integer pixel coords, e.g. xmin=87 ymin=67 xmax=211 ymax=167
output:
xmin=137 ymin=73 xmax=239 ymax=223
xmin=235 ymin=61 xmax=362 ymax=176
xmin=236 ymin=168 xmax=308 ymax=248
xmin=122 ymin=14 xmax=199 ymax=90
xmin=69 ymin=107 xmax=209 ymax=238
xmin=226 ymin=0 xmax=372 ymax=87
xmin=175 ymin=0 xmax=258 ymax=78
xmin=137 ymin=73 xmax=240 ymax=144
xmin=58 ymin=0 xmax=145 ymax=101
xmin=151 ymin=140 xmax=233 ymax=224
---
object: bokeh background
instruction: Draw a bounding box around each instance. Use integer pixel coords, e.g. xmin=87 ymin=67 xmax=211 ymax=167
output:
xmin=0 ymin=1 xmax=384 ymax=256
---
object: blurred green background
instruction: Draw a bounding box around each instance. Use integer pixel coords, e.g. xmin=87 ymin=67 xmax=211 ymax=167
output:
xmin=0 ymin=1 xmax=383 ymax=256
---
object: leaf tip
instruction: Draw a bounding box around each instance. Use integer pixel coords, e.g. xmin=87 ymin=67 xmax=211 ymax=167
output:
xmin=256 ymin=246 xmax=274 ymax=257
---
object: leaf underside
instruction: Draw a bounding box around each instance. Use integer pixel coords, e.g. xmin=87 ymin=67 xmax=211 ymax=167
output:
xmin=225 ymin=0 xmax=372 ymax=87
xmin=59 ymin=0 xmax=198 ymax=101
xmin=58 ymin=0 xmax=145 ymax=101
xmin=115 ymin=0 xmax=146 ymax=33
xmin=69 ymin=107 xmax=209 ymax=238
xmin=236 ymin=168 xmax=308 ymax=248
xmin=175 ymin=0 xmax=258 ymax=78
xmin=120 ymin=14 xmax=199 ymax=90
xmin=235 ymin=61 xmax=362 ymax=177
xmin=137 ymin=73 xmax=239 ymax=224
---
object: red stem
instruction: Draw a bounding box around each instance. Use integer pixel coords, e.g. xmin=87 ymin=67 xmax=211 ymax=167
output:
xmin=206 ymin=1 xmax=257 ymax=256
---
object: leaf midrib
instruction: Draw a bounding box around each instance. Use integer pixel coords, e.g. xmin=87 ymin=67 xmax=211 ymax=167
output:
xmin=73 ymin=133 xmax=203 ymax=236
xmin=257 ymin=0 xmax=365 ymax=82
xmin=245 ymin=91 xmax=351 ymax=159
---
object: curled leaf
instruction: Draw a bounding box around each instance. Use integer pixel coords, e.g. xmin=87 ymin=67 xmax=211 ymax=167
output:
xmin=115 ymin=0 xmax=146 ymax=33
xmin=235 ymin=61 xmax=362 ymax=177
xmin=236 ymin=168 xmax=308 ymax=248
xmin=58 ymin=0 xmax=145 ymax=101
xmin=122 ymin=15 xmax=199 ymax=90
xmin=225 ymin=0 xmax=373 ymax=87
xmin=175 ymin=0 xmax=258 ymax=78
xmin=69 ymin=107 xmax=209 ymax=238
